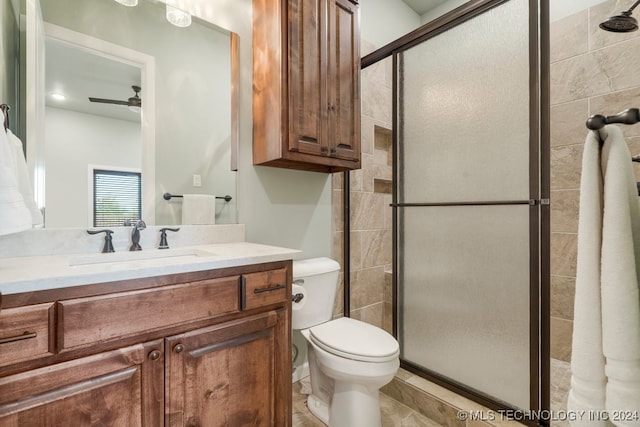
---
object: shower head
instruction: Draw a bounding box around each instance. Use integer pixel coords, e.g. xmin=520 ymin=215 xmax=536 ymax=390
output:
xmin=600 ymin=11 xmax=638 ymax=32
xmin=600 ymin=0 xmax=640 ymax=32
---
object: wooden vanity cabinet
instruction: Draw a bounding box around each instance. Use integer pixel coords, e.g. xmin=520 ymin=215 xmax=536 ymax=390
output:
xmin=0 ymin=263 xmax=292 ymax=427
xmin=253 ymin=0 xmax=361 ymax=173
xmin=165 ymin=310 xmax=288 ymax=426
xmin=0 ymin=340 xmax=165 ymax=426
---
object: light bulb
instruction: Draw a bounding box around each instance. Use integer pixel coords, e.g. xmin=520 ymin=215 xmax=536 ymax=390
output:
xmin=166 ymin=5 xmax=192 ymax=27
xmin=114 ymin=0 xmax=138 ymax=6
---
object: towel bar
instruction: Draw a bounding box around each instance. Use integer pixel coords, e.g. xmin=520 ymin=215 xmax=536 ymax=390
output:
xmin=163 ymin=192 xmax=232 ymax=202
xmin=586 ymin=108 xmax=640 ymax=131
xmin=587 ymin=108 xmax=640 ymax=164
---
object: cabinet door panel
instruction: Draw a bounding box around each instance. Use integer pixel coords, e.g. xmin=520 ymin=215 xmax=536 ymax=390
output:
xmin=0 ymin=340 xmax=164 ymax=426
xmin=288 ymin=0 xmax=327 ymax=156
xmin=328 ymin=0 xmax=360 ymax=162
xmin=166 ymin=312 xmax=282 ymax=427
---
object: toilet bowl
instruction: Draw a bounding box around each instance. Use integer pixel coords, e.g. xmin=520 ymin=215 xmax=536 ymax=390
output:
xmin=292 ymin=258 xmax=399 ymax=427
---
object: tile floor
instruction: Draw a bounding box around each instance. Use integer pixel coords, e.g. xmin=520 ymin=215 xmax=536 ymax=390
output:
xmin=293 ymin=360 xmax=572 ymax=427
xmin=292 ymin=376 xmax=441 ymax=427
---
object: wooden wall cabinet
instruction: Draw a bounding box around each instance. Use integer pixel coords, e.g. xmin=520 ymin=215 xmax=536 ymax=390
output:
xmin=253 ymin=0 xmax=361 ymax=173
xmin=0 ymin=263 xmax=291 ymax=427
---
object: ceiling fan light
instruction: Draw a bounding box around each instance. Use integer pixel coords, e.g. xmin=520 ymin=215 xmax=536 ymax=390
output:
xmin=128 ymin=105 xmax=142 ymax=114
xmin=114 ymin=0 xmax=138 ymax=6
xmin=51 ymin=93 xmax=66 ymax=101
xmin=166 ymin=5 xmax=192 ymax=27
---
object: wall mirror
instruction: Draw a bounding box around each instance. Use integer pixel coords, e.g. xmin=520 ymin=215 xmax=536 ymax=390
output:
xmin=17 ymin=0 xmax=238 ymax=228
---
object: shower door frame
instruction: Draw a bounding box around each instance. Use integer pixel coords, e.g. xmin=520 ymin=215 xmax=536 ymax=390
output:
xmin=352 ymin=0 xmax=551 ymax=421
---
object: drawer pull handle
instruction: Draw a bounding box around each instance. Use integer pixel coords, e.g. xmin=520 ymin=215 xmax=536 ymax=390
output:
xmin=253 ymin=284 xmax=287 ymax=294
xmin=174 ymin=344 xmax=185 ymax=354
xmin=0 ymin=331 xmax=37 ymax=345
xmin=148 ymin=350 xmax=161 ymax=361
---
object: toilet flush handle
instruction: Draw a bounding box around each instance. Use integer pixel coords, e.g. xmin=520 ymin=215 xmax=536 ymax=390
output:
xmin=292 ymin=279 xmax=304 ymax=303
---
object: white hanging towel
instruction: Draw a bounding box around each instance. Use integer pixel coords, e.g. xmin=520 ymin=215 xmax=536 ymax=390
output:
xmin=569 ymin=125 xmax=640 ymax=427
xmin=181 ymin=194 xmax=216 ymax=225
xmin=0 ymin=129 xmax=31 ymax=235
xmin=7 ymin=130 xmax=42 ymax=226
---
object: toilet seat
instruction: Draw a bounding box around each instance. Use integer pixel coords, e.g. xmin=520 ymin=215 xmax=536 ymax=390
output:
xmin=309 ymin=317 xmax=399 ymax=363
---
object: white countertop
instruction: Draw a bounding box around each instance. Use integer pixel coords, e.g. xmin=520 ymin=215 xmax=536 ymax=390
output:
xmin=0 ymin=242 xmax=300 ymax=295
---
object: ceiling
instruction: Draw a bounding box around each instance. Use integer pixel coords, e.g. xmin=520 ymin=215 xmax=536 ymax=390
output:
xmin=45 ymin=38 xmax=141 ymax=123
xmin=401 ymin=0 xmax=450 ymax=16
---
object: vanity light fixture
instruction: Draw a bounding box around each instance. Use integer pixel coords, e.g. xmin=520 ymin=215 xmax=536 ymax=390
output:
xmin=114 ymin=0 xmax=138 ymax=6
xmin=166 ymin=4 xmax=192 ymax=27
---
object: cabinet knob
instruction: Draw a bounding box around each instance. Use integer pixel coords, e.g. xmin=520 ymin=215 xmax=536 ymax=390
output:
xmin=174 ymin=343 xmax=185 ymax=354
xmin=148 ymin=350 xmax=161 ymax=361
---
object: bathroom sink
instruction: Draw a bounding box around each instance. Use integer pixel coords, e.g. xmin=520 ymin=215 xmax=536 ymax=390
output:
xmin=68 ymin=247 xmax=216 ymax=266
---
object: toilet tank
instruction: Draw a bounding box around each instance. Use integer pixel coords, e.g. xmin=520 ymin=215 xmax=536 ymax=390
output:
xmin=292 ymin=257 xmax=341 ymax=330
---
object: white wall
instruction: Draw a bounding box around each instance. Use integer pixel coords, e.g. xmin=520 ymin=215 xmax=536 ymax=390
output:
xmin=420 ymin=0 xmax=469 ymax=24
xmin=44 ymin=107 xmax=141 ymax=228
xmin=360 ymin=0 xmax=421 ymax=48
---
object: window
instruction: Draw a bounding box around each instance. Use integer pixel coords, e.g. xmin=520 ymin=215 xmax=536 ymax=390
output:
xmin=93 ymin=169 xmax=141 ymax=227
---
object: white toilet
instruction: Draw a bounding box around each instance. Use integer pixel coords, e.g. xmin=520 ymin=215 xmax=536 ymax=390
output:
xmin=292 ymin=258 xmax=399 ymax=427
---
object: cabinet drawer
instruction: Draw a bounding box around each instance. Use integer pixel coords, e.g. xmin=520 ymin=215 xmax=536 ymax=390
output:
xmin=0 ymin=303 xmax=54 ymax=367
xmin=243 ymin=268 xmax=289 ymax=310
xmin=58 ymin=276 xmax=241 ymax=350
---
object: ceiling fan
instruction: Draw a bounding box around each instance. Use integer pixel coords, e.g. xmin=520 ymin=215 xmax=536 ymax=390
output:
xmin=89 ymin=85 xmax=142 ymax=110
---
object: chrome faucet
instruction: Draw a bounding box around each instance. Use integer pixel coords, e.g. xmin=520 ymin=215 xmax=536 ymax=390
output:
xmin=125 ymin=219 xmax=146 ymax=251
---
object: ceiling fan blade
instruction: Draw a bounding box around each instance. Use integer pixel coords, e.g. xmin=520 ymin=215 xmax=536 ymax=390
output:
xmin=88 ymin=97 xmax=129 ymax=106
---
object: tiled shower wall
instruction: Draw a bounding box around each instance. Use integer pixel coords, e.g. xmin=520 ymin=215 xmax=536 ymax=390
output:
xmin=550 ymin=0 xmax=640 ymax=363
xmin=332 ymin=40 xmax=393 ymax=331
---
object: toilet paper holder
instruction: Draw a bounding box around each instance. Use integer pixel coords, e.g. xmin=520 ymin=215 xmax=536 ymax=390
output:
xmin=292 ymin=278 xmax=304 ymax=303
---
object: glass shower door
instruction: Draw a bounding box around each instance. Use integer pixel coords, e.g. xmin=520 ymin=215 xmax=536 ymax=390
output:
xmin=396 ymin=0 xmax=542 ymax=410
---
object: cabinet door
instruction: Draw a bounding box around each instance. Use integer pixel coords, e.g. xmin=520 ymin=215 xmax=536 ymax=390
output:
xmin=287 ymin=0 xmax=328 ymax=157
xmin=0 ymin=340 xmax=164 ymax=426
xmin=328 ymin=0 xmax=360 ymax=162
xmin=166 ymin=310 xmax=290 ymax=427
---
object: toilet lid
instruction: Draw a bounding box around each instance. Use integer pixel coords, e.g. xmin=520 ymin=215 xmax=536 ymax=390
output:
xmin=309 ymin=317 xmax=399 ymax=362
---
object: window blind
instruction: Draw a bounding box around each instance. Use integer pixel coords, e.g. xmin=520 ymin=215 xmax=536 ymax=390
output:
xmin=93 ymin=169 xmax=141 ymax=227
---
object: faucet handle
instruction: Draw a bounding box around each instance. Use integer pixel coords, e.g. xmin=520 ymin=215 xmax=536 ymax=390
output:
xmin=158 ymin=227 xmax=180 ymax=249
xmin=87 ymin=229 xmax=115 ymax=253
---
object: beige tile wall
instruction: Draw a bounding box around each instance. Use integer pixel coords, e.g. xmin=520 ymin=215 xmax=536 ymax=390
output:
xmin=332 ymin=40 xmax=393 ymax=331
xmin=550 ymin=0 xmax=640 ymax=362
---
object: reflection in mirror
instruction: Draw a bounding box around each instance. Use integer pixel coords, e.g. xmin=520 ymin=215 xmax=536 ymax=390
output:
xmin=44 ymin=32 xmax=146 ymax=228
xmin=1 ymin=0 xmax=19 ymax=132
xmin=25 ymin=0 xmax=238 ymax=227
